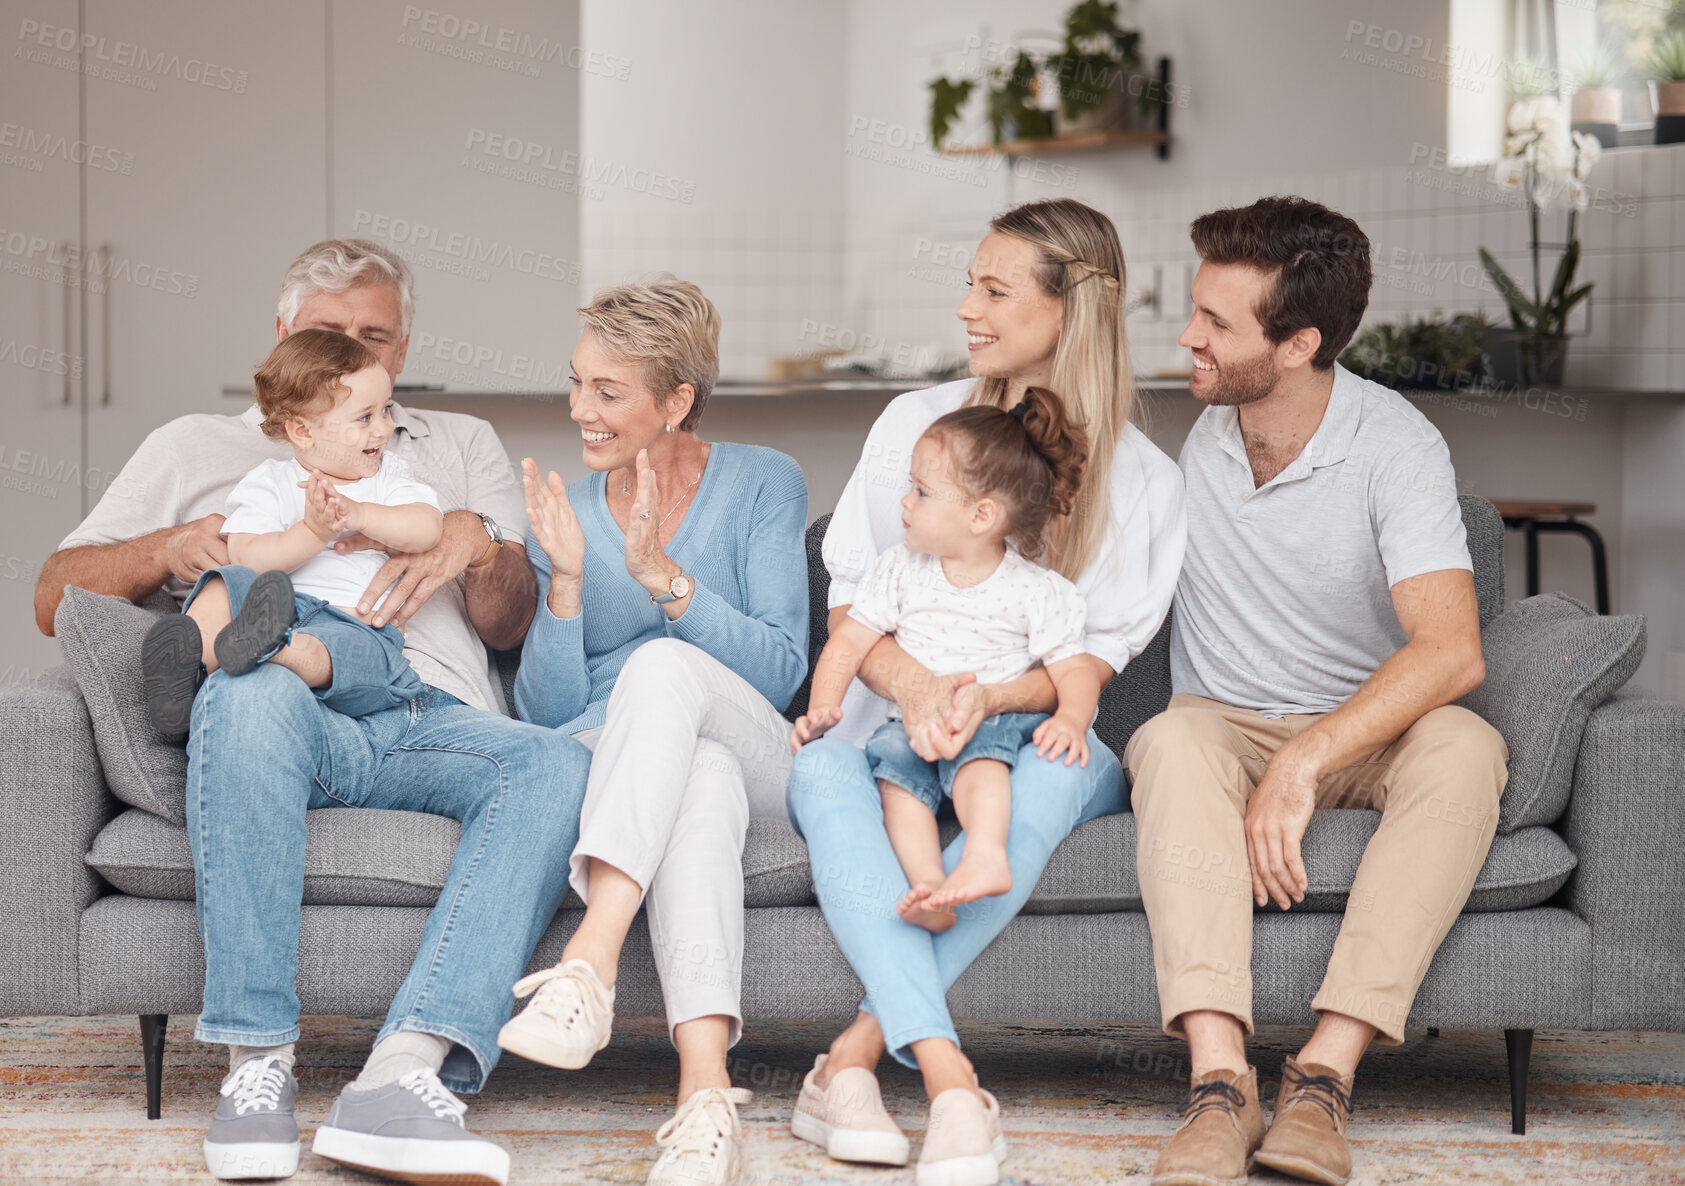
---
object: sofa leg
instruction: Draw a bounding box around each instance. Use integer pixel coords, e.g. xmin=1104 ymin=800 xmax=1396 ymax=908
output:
xmin=1503 ymin=1028 xmax=1532 ymax=1135
xmin=140 ymin=1014 xmax=168 ymax=1120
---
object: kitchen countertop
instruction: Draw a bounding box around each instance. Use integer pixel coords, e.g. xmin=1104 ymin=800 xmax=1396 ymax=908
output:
xmin=221 ymin=379 xmax=1685 ymax=403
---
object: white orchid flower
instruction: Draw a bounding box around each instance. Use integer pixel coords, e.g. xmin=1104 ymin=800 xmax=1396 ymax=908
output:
xmin=1571 ymin=131 xmax=1602 ymax=178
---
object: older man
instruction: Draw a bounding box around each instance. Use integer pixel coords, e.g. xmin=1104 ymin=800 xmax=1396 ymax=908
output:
xmin=36 ymin=239 xmax=579 ymax=1186
xmin=1129 ymin=198 xmax=1508 ymax=1186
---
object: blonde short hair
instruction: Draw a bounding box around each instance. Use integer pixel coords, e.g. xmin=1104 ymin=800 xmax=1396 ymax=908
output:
xmin=578 ymin=276 xmax=720 ymax=431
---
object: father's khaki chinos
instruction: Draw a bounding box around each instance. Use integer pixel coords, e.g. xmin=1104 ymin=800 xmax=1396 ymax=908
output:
xmin=1128 ymin=694 xmax=1507 ymax=1043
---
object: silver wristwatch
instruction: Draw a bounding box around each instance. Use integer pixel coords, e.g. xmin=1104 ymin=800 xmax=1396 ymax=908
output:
xmin=467 ymin=512 xmax=504 ymax=569
xmin=651 ymin=572 xmax=693 ymax=605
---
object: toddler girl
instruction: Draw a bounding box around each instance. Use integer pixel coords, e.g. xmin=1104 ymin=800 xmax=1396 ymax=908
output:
xmin=791 ymin=387 xmax=1097 ymax=932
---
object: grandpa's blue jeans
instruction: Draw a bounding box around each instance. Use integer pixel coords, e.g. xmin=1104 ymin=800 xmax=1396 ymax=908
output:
xmin=787 ymin=730 xmax=1124 ymax=1068
xmin=184 ymin=663 xmax=589 ymax=1093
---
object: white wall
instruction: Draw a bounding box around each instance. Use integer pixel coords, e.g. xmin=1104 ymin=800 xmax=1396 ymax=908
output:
xmin=491 ymin=0 xmax=858 ymax=498
xmin=490 ymin=0 xmax=1682 ymax=697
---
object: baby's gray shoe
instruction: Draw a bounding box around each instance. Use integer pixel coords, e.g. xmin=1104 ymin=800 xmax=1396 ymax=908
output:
xmin=203 ymin=1054 xmax=300 ymax=1180
xmin=311 ymin=1067 xmax=510 ymax=1185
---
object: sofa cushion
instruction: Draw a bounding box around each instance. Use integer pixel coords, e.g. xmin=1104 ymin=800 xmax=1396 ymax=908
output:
xmin=1006 ymin=810 xmax=1574 ymax=915
xmin=54 ymin=587 xmax=187 ymax=824
xmin=1459 ymin=593 xmax=1646 ymax=833
xmin=91 ymin=806 xmax=1574 ymax=915
xmin=1459 ymin=494 xmax=1505 ymax=628
xmin=87 ymin=810 xmax=812 ymax=910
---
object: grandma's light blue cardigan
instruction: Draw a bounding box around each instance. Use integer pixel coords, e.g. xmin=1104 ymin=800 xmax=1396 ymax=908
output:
xmin=514 ymin=442 xmax=809 ymax=734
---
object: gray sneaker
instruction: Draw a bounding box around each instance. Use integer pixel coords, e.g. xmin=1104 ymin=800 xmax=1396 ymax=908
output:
xmin=203 ymin=1055 xmax=300 ymax=1180
xmin=311 ymin=1067 xmax=510 ymax=1186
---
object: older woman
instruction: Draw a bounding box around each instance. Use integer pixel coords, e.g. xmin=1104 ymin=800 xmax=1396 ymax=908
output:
xmin=787 ymin=199 xmax=1186 ymax=1186
xmin=499 ymin=278 xmax=807 ymax=1185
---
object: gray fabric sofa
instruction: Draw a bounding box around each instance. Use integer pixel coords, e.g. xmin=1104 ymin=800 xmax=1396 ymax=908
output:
xmin=4 ymin=496 xmax=1682 ymax=1136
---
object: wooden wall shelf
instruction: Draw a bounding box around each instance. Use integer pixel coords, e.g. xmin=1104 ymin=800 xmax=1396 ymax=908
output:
xmin=936 ymin=55 xmax=1173 ymax=162
xmin=940 ymin=128 xmax=1170 ymax=157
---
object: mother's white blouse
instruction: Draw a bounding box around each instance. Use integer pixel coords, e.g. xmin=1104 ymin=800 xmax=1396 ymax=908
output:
xmin=821 ymin=377 xmax=1188 ymax=745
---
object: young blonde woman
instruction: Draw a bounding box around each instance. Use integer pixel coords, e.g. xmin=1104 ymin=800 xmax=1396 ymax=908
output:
xmin=786 ymin=199 xmax=1187 ymax=1186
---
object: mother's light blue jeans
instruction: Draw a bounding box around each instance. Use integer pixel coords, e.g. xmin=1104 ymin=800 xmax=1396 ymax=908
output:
xmin=185 ymin=653 xmax=590 ymax=1093
xmin=786 ymin=730 xmax=1124 ymax=1068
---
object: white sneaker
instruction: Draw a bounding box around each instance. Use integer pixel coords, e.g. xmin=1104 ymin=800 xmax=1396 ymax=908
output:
xmin=917 ymin=1087 xmax=1007 ymax=1186
xmin=496 ymin=958 xmax=615 ymax=1070
xmin=648 ymin=1087 xmax=753 ymax=1186
xmin=790 ymin=1054 xmax=910 ymax=1165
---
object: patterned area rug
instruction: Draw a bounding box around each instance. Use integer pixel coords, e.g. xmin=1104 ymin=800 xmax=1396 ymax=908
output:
xmin=0 ymin=1015 xmax=1681 ymax=1183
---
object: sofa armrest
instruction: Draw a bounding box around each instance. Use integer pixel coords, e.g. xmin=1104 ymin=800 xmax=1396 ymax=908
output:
xmin=1561 ymin=692 xmax=1685 ymax=1031
xmin=0 ymin=677 xmax=113 ymax=1016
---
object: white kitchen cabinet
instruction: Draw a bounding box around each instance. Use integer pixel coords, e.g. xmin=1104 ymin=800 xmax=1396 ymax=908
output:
xmin=1 ymin=0 xmax=91 ymax=675
xmin=330 ymin=0 xmax=581 ymax=393
xmin=1 ymin=0 xmax=581 ymax=672
xmin=80 ymin=1 xmax=326 ymax=481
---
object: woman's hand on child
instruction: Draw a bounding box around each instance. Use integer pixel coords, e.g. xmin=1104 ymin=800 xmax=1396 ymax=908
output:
xmin=789 ymin=706 xmax=843 ymax=753
xmin=300 ymin=470 xmax=350 ymax=542
xmin=899 ymin=671 xmax=979 ymax=762
xmin=1033 ymin=714 xmax=1090 ymax=767
xmin=522 ymin=457 xmax=586 ymax=581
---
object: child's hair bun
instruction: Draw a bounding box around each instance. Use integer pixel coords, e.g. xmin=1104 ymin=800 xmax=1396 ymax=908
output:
xmin=921 ymin=388 xmax=1088 ymax=565
xmin=1014 ymin=387 xmax=1086 ymax=519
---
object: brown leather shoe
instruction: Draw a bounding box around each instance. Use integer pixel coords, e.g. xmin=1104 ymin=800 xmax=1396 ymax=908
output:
xmin=1149 ymin=1066 xmax=1264 ymax=1186
xmin=1254 ymin=1056 xmax=1356 ymax=1185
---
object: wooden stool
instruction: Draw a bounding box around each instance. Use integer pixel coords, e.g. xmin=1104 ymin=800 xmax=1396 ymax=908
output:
xmin=1491 ymin=500 xmax=1609 ymax=614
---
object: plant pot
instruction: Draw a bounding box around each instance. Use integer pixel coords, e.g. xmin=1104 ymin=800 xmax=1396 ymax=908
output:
xmin=1655 ymin=81 xmax=1685 ymax=144
xmin=1057 ymin=88 xmax=1128 ymax=137
xmin=1485 ymin=328 xmax=1568 ymax=387
xmin=1570 ymin=87 xmax=1620 ymax=149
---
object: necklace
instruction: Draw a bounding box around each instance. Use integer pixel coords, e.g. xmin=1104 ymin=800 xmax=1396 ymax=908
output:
xmin=624 ymin=466 xmax=702 ymax=528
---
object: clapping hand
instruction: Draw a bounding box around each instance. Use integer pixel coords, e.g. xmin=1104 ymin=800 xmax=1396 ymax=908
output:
xmin=624 ymin=449 xmax=676 ymax=595
xmin=522 ymin=457 xmax=585 ymax=580
xmin=300 ymin=470 xmax=350 ymax=543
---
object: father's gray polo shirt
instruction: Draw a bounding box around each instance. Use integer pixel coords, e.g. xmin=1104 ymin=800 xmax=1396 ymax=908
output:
xmin=1170 ymin=363 xmax=1471 ymax=717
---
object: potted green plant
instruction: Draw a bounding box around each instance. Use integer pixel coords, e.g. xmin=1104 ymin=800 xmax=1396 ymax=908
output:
xmin=1649 ymin=29 xmax=1685 ymax=144
xmin=1340 ymin=312 xmax=1491 ymax=391
xmin=1480 ymin=97 xmax=1598 ymax=386
xmin=929 ymin=46 xmax=1053 ymax=149
xmin=1045 ymin=0 xmax=1146 ymax=136
xmin=987 ymin=48 xmax=1054 ymax=144
xmin=1569 ymin=45 xmax=1621 ymax=148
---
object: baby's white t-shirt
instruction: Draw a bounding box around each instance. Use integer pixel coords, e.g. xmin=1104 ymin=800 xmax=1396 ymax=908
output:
xmin=221 ymin=455 xmax=441 ymax=611
xmin=847 ymin=543 xmax=1087 ymax=715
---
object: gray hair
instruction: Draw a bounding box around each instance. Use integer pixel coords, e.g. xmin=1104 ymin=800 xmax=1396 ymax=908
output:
xmin=277 ymin=239 xmax=415 ymax=338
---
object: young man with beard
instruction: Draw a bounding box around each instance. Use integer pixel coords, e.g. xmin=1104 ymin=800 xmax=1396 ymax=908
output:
xmin=1128 ymin=196 xmax=1507 ymax=1186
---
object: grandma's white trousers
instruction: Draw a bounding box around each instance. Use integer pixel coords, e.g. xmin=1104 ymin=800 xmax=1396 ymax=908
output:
xmin=570 ymin=638 xmax=793 ymax=1046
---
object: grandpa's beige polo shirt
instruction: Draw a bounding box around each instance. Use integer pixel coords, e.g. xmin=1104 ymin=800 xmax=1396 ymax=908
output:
xmin=59 ymin=403 xmax=527 ymax=714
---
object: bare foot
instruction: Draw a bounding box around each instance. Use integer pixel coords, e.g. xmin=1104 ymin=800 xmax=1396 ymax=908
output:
xmin=927 ymin=849 xmax=1013 ymax=911
xmin=896 ymin=881 xmax=957 ymax=933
